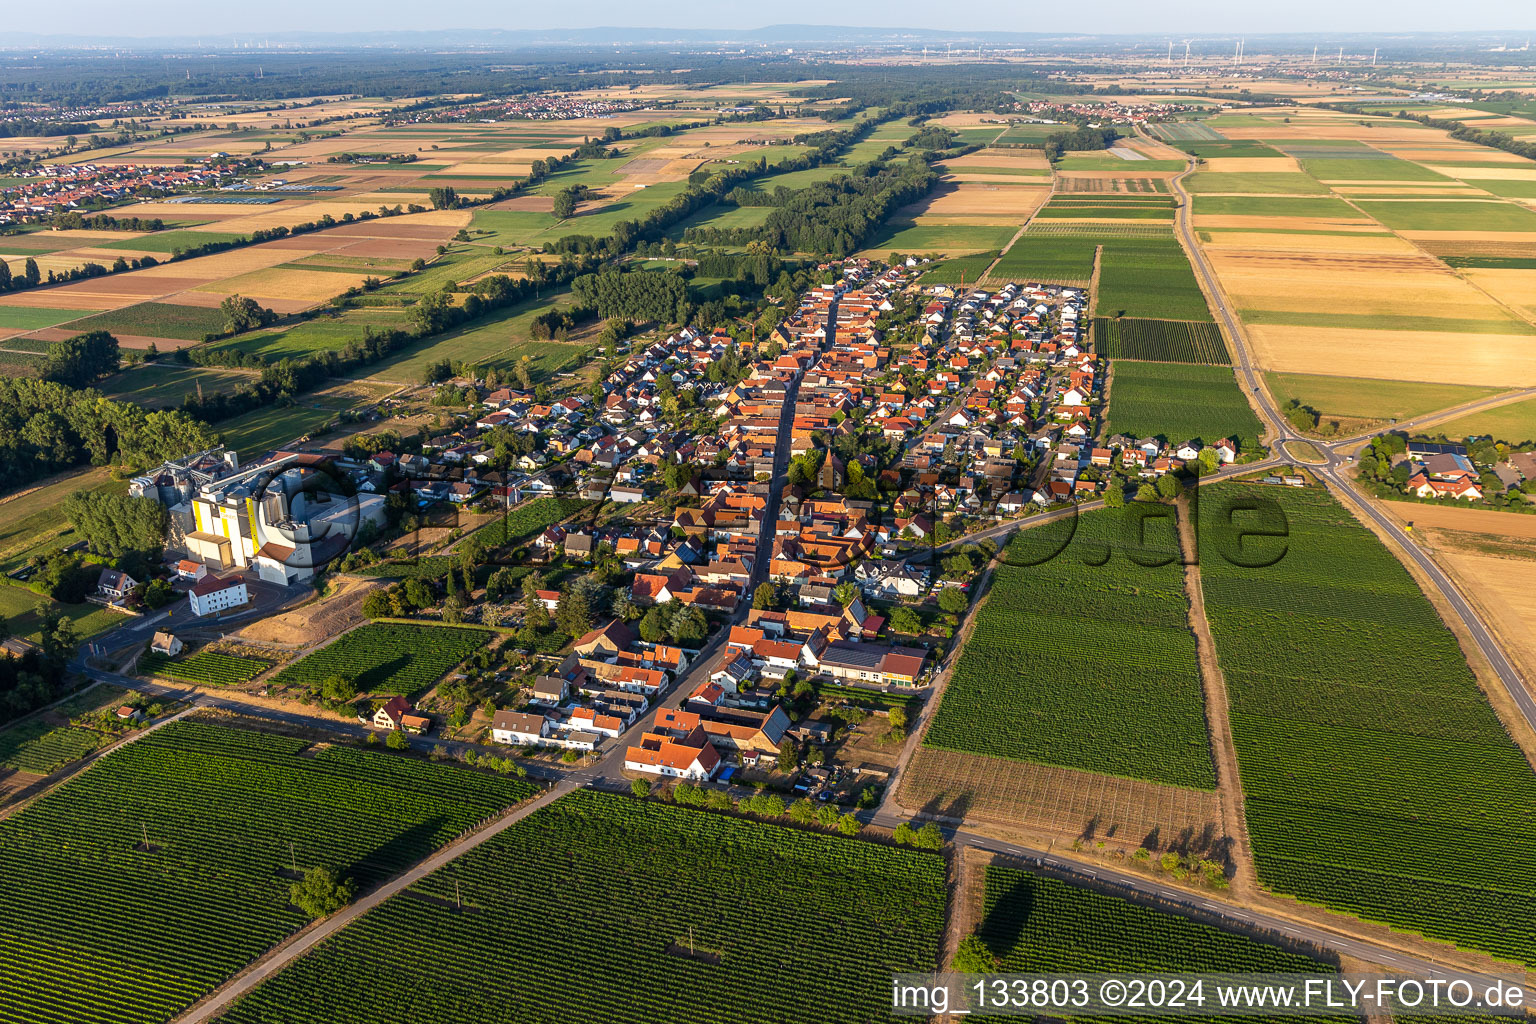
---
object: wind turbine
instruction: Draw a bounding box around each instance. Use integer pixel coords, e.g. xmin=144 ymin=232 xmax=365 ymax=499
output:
xmin=1167 ymin=40 xmax=1174 ymax=66
xmin=1183 ymin=40 xmax=1192 ymax=68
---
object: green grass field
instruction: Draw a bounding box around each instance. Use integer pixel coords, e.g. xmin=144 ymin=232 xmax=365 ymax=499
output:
xmin=1182 ymin=172 xmax=1327 ymax=195
xmin=1264 ymin=372 xmax=1503 ymax=425
xmin=1193 ymin=195 xmax=1371 ymax=219
xmin=364 ymin=293 xmax=592 ymax=385
xmin=1238 ymin=308 xmax=1534 ymax=334
xmin=1106 ymin=361 xmax=1263 ymax=447
xmin=925 ymin=508 xmax=1216 ymax=790
xmin=1300 ymin=157 xmax=1450 ymax=182
xmin=1354 ymin=200 xmax=1536 ymax=232
xmin=1461 ymin=178 xmax=1536 ymax=199
xmin=63 ymin=302 xmax=230 ymax=341
xmin=214 ymin=308 xmax=412 ymax=361
xmin=97 ymin=230 xmax=247 ymax=253
xmin=859 ymin=221 xmax=1018 ymax=256
xmin=100 ymin=364 xmax=256 ymax=408
xmin=373 ymin=251 xmax=512 ymax=297
xmin=1432 ymin=396 xmax=1536 ymax=445
xmin=216 ymin=404 xmax=337 ymax=455
xmin=0 ymin=306 xmax=101 ymax=331
xmin=215 ymin=790 xmax=946 ymax=1024
xmin=1200 ymin=484 xmax=1536 ymax=967
xmin=0 ymin=583 xmax=125 ymax=645
xmin=1055 ymin=153 xmax=1186 ymax=172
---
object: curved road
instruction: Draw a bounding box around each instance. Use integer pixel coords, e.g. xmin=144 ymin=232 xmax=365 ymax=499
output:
xmin=1165 ymin=156 xmax=1536 ymax=735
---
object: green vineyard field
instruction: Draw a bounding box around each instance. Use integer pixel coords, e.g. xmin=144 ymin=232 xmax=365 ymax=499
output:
xmin=0 ymin=721 xmax=103 ymax=774
xmin=139 ymin=650 xmax=271 ymax=686
xmin=0 ymin=720 xmax=534 ymax=1024
xmin=1106 ymin=361 xmax=1263 ymax=449
xmin=924 ymin=508 xmax=1216 ymax=790
xmin=1198 ymin=485 xmax=1536 ymax=967
xmin=218 ymin=790 xmax=947 ymax=1024
xmin=1095 ymin=317 xmax=1230 ymax=364
xmin=1096 ymin=238 xmax=1215 ymax=322
xmin=991 ymin=233 xmax=1097 ymax=284
xmin=273 ymin=623 xmax=493 ymax=695
xmin=978 ymin=867 xmax=1351 ymax=1024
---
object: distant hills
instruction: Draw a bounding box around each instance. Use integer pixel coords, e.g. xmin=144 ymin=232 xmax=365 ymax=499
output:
xmin=1 ymin=26 xmax=1532 ymax=55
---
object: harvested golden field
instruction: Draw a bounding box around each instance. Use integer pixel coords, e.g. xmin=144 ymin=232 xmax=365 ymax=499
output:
xmin=1462 ymin=268 xmax=1536 ymax=317
xmin=943 ymin=149 xmax=1052 ymax=170
xmin=1384 ymin=502 xmax=1536 ymax=538
xmin=1389 ymin=147 xmax=1534 ymax=164
xmin=1201 ymin=232 xmax=1421 ymax=254
xmin=896 ymin=182 xmax=1048 ymax=217
xmin=192 ymin=266 xmax=372 ymax=302
xmin=1207 ymin=249 xmax=1511 ymax=317
xmin=1397 ymin=229 xmax=1536 ymax=244
xmin=1331 ymin=185 xmax=1493 ymax=196
xmin=1192 ymin=214 xmax=1387 ymax=232
xmin=1219 ymin=122 xmax=1433 ymax=142
xmin=1383 ymin=503 xmax=1536 ymax=686
xmin=1246 ymin=324 xmax=1536 ymax=386
xmin=1204 ymin=156 xmax=1305 ymax=173
xmin=898 ymin=747 xmax=1222 ymax=843
xmin=1425 ymin=165 xmax=1536 ymax=181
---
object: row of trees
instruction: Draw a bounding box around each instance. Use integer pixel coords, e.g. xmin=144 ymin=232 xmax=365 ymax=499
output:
xmin=0 ymin=376 xmax=219 ymax=493
xmin=39 ymin=331 xmax=119 ymax=388
xmin=688 ymin=157 xmax=939 ymax=257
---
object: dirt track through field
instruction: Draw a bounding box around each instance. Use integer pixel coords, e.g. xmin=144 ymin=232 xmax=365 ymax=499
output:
xmin=1177 ymin=495 xmax=1257 ymax=896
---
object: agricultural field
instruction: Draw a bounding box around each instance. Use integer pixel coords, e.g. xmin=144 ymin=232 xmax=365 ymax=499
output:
xmin=1106 ymin=361 xmax=1263 ymax=448
xmin=216 ymin=403 xmax=339 ymax=456
xmin=45 ymin=301 xmax=230 ymax=342
xmin=1096 ymin=238 xmax=1215 ymax=322
xmin=217 ymin=790 xmax=946 ymax=1024
xmin=139 ymin=650 xmax=272 ymax=686
xmin=0 ymin=719 xmax=534 ymax=1024
xmin=977 ymin=867 xmax=1346 ymax=1000
xmin=0 ymin=721 xmax=103 ymax=775
xmin=0 ymin=583 xmax=124 ymax=646
xmin=924 ymin=508 xmax=1216 ymax=790
xmin=1263 ymin=373 xmax=1503 ymax=430
xmin=861 ymin=221 xmax=1018 ymax=256
xmin=100 ymin=363 xmax=255 ymax=408
xmin=1433 ymin=396 xmax=1536 ymax=446
xmin=1199 ymin=485 xmax=1536 ymax=967
xmin=990 ymin=232 xmax=1097 ymax=285
xmin=0 ymin=306 xmax=101 ymax=331
xmin=918 ymin=251 xmax=997 ymax=285
xmin=272 ymin=623 xmax=494 ymax=695
xmin=1094 ymin=317 xmax=1229 ymax=364
xmin=1182 ymin=171 xmax=1326 ymax=195
xmin=0 ymin=465 xmax=119 ymax=574
xmin=96 ymin=229 xmax=247 ymax=253
xmin=474 ymin=496 xmax=593 ymax=548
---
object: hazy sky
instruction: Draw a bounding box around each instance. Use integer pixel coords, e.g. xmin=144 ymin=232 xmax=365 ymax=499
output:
xmin=7 ymin=0 xmax=1533 ymax=39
